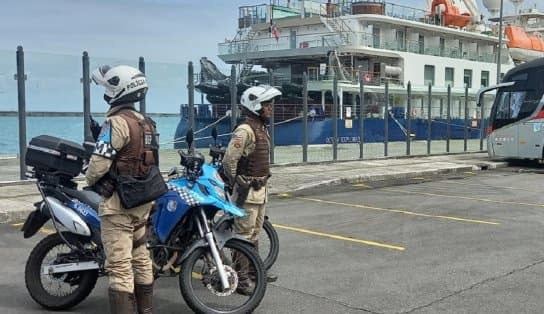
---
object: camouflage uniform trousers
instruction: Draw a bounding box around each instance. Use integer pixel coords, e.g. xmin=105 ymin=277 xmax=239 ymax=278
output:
xmin=100 ymin=192 xmax=154 ymax=293
xmin=234 ymin=202 xmax=266 ymax=242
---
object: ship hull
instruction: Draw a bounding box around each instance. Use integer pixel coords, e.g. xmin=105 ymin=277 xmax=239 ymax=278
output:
xmin=174 ymin=117 xmax=483 ymax=149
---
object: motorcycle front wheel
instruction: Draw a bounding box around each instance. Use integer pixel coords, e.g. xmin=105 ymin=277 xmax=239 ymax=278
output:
xmin=24 ymin=232 xmax=98 ymax=310
xmin=179 ymin=239 xmax=266 ymax=314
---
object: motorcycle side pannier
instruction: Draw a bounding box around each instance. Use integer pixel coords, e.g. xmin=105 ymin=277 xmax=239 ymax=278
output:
xmin=25 ymin=135 xmax=87 ymax=177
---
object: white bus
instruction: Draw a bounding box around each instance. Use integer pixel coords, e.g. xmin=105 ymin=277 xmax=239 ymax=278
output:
xmin=477 ymin=58 xmax=544 ymax=161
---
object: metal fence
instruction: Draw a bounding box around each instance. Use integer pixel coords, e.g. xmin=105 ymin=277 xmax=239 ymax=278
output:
xmin=0 ymin=47 xmax=489 ymax=181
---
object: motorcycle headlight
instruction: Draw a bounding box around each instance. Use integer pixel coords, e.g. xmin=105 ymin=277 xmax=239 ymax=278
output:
xmin=213 ymin=185 xmax=226 ymax=201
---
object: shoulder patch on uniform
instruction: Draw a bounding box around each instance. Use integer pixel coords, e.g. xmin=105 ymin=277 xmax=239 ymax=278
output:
xmin=97 ymin=121 xmax=112 ymax=143
xmin=93 ymin=121 xmax=117 ymax=159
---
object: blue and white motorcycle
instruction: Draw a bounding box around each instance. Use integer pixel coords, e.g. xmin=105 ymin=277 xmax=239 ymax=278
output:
xmin=21 ymin=130 xmax=266 ymax=314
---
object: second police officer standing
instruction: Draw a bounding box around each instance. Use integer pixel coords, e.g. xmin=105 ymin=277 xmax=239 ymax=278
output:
xmin=222 ymin=85 xmax=282 ymax=291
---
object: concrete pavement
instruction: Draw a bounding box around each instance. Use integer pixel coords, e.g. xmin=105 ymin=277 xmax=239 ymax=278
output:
xmin=0 ymin=152 xmax=507 ymax=223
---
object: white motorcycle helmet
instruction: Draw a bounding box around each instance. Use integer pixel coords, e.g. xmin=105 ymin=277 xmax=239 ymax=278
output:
xmin=91 ymin=65 xmax=148 ymax=106
xmin=240 ymin=85 xmax=282 ymax=115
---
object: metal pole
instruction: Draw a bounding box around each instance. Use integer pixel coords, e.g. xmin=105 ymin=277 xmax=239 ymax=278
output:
xmin=230 ymin=65 xmax=237 ymax=131
xmin=333 ymin=76 xmax=338 ymax=161
xmin=138 ymin=56 xmax=146 ymax=114
xmin=188 ymin=62 xmax=195 ymax=132
xmin=16 ymin=46 xmax=27 ymax=180
xmin=497 ymin=0 xmax=504 ymax=84
xmin=384 ymin=81 xmax=389 ymax=157
xmin=427 ymin=83 xmax=432 ymax=155
xmin=446 ymin=85 xmax=451 ymax=153
xmin=480 ymin=100 xmax=485 ymax=151
xmin=82 ymin=51 xmax=92 ymax=143
xmin=406 ymin=81 xmax=412 ymax=156
xmin=269 ymin=70 xmax=275 ymax=164
xmin=359 ymin=67 xmax=365 ymax=160
xmin=302 ymin=72 xmax=308 ymax=162
xmin=464 ymin=85 xmax=469 ymax=151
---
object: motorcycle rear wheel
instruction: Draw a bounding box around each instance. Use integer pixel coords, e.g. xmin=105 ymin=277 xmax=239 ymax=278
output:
xmin=24 ymin=232 xmax=98 ymax=310
xmin=260 ymin=218 xmax=279 ymax=270
xmin=179 ymin=239 xmax=266 ymax=314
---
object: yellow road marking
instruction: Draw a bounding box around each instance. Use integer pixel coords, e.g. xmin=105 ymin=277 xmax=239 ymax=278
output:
xmin=273 ymin=223 xmax=405 ymax=251
xmin=384 ymin=187 xmax=544 ymax=208
xmin=441 ymin=179 xmax=539 ymax=193
xmin=297 ymin=197 xmax=499 ymax=225
xmin=352 ymin=183 xmax=370 ymax=188
xmin=411 ymin=177 xmax=426 ymax=180
xmin=192 ymin=272 xmax=203 ymax=280
xmin=11 ymin=223 xmax=24 ymax=227
xmin=277 ymin=193 xmax=292 ymax=198
xmin=40 ymin=227 xmax=55 ymax=235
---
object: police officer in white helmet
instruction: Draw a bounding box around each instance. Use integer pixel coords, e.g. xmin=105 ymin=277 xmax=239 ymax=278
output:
xmin=222 ymin=85 xmax=281 ymax=294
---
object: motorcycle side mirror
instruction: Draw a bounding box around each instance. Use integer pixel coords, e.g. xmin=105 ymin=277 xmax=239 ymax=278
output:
xmin=186 ymin=129 xmax=194 ymax=149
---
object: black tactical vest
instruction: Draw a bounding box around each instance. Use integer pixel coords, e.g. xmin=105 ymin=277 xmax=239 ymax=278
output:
xmin=236 ymin=116 xmax=270 ymax=177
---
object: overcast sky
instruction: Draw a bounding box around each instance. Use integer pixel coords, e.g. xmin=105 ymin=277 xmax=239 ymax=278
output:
xmin=0 ymin=0 xmax=541 ymax=112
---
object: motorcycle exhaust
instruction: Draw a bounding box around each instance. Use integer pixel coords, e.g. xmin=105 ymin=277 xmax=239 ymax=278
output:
xmin=41 ymin=261 xmax=99 ymax=275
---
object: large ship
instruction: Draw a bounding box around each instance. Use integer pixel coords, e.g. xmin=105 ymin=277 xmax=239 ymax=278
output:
xmin=175 ymin=0 xmax=537 ymax=148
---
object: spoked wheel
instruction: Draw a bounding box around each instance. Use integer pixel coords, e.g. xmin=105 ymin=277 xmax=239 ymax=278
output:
xmin=24 ymin=233 xmax=98 ymax=310
xmin=179 ymin=239 xmax=266 ymax=314
xmin=258 ymin=218 xmax=279 ymax=270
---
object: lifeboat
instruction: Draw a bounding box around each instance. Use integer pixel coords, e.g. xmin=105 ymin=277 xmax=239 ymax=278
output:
xmin=505 ymin=25 xmax=544 ymax=62
xmin=430 ymin=0 xmax=472 ymax=28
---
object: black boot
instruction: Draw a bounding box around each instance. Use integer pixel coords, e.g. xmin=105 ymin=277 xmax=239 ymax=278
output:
xmin=108 ymin=288 xmax=136 ymax=314
xmin=134 ymin=283 xmax=153 ymax=314
xmin=233 ymin=250 xmax=253 ymax=296
xmin=253 ymin=240 xmax=278 ymax=283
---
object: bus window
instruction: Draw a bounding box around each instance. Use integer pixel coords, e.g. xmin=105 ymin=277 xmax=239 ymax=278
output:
xmin=495 ymin=91 xmax=526 ymax=119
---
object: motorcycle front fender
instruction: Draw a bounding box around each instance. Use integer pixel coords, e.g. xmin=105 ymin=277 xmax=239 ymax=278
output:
xmin=176 ymin=229 xmax=254 ymax=265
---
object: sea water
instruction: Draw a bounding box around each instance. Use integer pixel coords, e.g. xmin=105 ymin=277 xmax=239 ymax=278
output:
xmin=0 ymin=115 xmax=182 ymax=155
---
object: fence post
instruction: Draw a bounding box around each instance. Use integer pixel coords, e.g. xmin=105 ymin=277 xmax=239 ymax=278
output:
xmin=302 ymin=72 xmax=308 ymax=162
xmin=333 ymin=76 xmax=338 ymax=161
xmin=464 ymin=85 xmax=469 ymax=151
xmin=230 ymin=65 xmax=237 ymax=132
xmin=188 ymin=62 xmax=195 ymax=132
xmin=359 ymin=67 xmax=365 ymax=160
xmin=138 ymin=56 xmax=146 ymax=114
xmin=446 ymin=84 xmax=451 ymax=153
xmin=406 ymin=81 xmax=412 ymax=156
xmin=427 ymin=83 xmax=432 ymax=155
xmin=82 ymin=51 xmax=93 ymax=143
xmin=269 ymin=70 xmax=275 ymax=164
xmin=480 ymin=98 xmax=485 ymax=151
xmin=16 ymin=46 xmax=27 ymax=180
xmin=384 ymin=81 xmax=389 ymax=157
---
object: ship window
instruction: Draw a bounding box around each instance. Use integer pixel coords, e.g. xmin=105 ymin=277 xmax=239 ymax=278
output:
xmin=464 ymin=69 xmax=473 ymax=88
xmin=424 ymin=65 xmax=435 ymax=86
xmin=445 ymin=67 xmax=454 ymax=87
xmin=396 ymin=30 xmax=405 ymax=50
xmin=481 ymin=71 xmax=490 ymax=87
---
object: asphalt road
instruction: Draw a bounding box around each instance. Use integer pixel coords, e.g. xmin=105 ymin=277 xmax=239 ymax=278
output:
xmin=2 ymin=165 xmax=544 ymax=314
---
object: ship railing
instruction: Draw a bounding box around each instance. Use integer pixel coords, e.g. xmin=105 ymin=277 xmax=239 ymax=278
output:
xmin=219 ymin=30 xmax=499 ymax=65
xmin=307 ymin=66 xmax=403 ymax=86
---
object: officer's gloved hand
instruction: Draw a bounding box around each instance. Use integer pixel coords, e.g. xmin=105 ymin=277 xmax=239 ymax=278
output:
xmin=89 ymin=115 xmax=101 ymax=142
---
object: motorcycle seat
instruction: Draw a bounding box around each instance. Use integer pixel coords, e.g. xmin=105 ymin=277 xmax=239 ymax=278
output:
xmin=63 ymin=188 xmax=101 ymax=212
